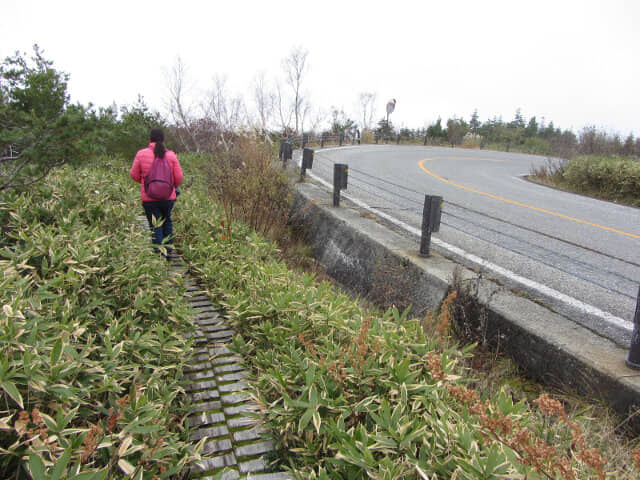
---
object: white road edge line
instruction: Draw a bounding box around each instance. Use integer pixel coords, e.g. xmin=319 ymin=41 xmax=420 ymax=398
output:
xmin=303 ymin=164 xmax=633 ymax=332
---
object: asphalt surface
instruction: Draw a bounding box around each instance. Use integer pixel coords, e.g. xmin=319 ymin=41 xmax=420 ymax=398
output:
xmin=306 ymin=145 xmax=640 ymax=347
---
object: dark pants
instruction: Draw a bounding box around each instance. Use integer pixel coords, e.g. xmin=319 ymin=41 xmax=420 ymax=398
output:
xmin=143 ymin=200 xmax=175 ymax=254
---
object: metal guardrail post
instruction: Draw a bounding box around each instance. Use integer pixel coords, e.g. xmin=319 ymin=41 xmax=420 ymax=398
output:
xmin=281 ymin=140 xmax=292 ymax=168
xmin=626 ymin=286 xmax=640 ymax=369
xmin=333 ymin=163 xmax=348 ymax=207
xmin=301 ymin=148 xmax=314 ymax=179
xmin=419 ymin=195 xmax=443 ymax=257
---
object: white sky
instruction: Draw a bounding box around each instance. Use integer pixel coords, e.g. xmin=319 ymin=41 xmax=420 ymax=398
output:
xmin=2 ymin=0 xmax=639 ymax=136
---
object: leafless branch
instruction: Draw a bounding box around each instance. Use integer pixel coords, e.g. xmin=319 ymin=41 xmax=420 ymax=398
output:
xmin=203 ymin=74 xmax=246 ymax=151
xmin=359 ymin=92 xmax=377 ymax=131
xmin=252 ymin=71 xmax=275 ymax=141
xmin=165 ymin=57 xmax=202 ymax=152
xmin=1 ymin=148 xmax=24 ymax=163
xmin=282 ymin=46 xmax=309 ymax=134
xmin=275 ymin=82 xmax=293 ymax=133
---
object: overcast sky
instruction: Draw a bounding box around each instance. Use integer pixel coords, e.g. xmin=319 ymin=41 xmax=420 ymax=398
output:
xmin=2 ymin=0 xmax=639 ymax=136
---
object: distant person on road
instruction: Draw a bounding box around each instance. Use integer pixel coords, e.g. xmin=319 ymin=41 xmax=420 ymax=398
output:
xmin=130 ymin=128 xmax=183 ymax=258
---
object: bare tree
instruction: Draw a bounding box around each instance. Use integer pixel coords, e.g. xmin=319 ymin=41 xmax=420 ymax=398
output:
xmin=306 ymin=106 xmax=327 ymax=134
xmin=203 ymin=74 xmax=246 ymax=151
xmin=166 ymin=57 xmax=201 ymax=152
xmin=282 ymin=46 xmax=309 ymax=134
xmin=359 ymin=92 xmax=377 ymax=131
xmin=275 ymin=82 xmax=293 ymax=133
xmin=299 ymin=100 xmax=312 ymax=136
xmin=252 ymin=71 xmax=275 ymax=142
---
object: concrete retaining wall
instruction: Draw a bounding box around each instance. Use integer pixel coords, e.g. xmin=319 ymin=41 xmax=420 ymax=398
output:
xmin=291 ymin=181 xmax=640 ymax=421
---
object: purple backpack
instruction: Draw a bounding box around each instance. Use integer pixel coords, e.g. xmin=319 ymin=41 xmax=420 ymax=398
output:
xmin=144 ymin=150 xmax=174 ymax=200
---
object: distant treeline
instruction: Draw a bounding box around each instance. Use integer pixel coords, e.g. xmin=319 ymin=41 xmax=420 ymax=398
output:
xmin=374 ymin=109 xmax=639 ymax=159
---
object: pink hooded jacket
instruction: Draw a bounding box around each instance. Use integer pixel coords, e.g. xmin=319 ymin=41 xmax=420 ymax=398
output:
xmin=130 ymin=143 xmax=183 ymax=202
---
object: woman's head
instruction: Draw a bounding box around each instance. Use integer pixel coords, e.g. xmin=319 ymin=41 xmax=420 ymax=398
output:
xmin=150 ymin=128 xmax=167 ymax=158
xmin=150 ymin=128 xmax=164 ymax=144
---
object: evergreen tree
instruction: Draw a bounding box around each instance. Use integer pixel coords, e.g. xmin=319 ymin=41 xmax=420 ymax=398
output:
xmin=622 ymin=134 xmax=635 ymax=156
xmin=446 ymin=117 xmax=468 ymax=147
xmin=375 ymin=118 xmax=394 ymax=142
xmin=525 ymin=116 xmax=538 ymax=138
xmin=469 ymin=109 xmax=480 ymax=133
xmin=426 ymin=117 xmax=444 ymax=139
xmin=512 ymin=108 xmax=525 ymax=128
xmin=330 ymin=108 xmax=356 ymax=135
xmin=1 ymin=45 xmax=97 ymax=191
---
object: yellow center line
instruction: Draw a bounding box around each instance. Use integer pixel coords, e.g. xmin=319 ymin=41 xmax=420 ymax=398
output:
xmin=418 ymin=158 xmax=640 ymax=240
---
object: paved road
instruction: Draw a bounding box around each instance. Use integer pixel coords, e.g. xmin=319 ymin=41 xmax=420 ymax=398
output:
xmin=306 ymin=145 xmax=640 ymax=346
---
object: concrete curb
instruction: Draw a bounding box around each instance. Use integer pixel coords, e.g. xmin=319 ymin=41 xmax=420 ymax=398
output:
xmin=290 ymin=182 xmax=640 ymax=423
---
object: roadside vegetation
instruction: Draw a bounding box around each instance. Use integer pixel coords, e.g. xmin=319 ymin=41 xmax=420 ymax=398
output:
xmin=174 ymin=146 xmax=640 ymax=479
xmin=0 ymin=160 xmax=198 ymax=478
xmin=2 ymin=141 xmax=639 ymax=478
xmin=529 ymin=155 xmax=640 ymax=207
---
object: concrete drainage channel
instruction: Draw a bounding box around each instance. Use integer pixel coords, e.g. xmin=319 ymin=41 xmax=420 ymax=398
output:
xmin=138 ymin=217 xmax=291 ymax=480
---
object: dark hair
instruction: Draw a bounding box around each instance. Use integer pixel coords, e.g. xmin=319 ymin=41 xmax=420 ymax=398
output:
xmin=150 ymin=128 xmax=166 ymax=158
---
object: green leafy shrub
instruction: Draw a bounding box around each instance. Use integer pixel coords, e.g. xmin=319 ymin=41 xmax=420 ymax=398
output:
xmin=522 ymin=136 xmax=554 ymax=155
xmin=0 ymin=158 xmax=197 ymax=478
xmin=561 ymin=155 xmax=640 ymax=206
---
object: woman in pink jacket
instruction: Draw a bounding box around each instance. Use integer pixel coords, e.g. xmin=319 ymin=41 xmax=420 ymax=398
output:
xmin=130 ymin=128 xmax=183 ymax=258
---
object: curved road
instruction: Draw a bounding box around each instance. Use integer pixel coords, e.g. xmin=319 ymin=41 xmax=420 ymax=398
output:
xmin=305 ymin=145 xmax=640 ymax=346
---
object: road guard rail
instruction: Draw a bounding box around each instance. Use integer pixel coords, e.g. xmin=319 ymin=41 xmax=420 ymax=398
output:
xmin=291 ymin=146 xmax=640 ymax=369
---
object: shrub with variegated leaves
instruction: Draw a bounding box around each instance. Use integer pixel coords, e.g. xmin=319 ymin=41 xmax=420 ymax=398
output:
xmin=0 ymin=158 xmax=198 ymax=479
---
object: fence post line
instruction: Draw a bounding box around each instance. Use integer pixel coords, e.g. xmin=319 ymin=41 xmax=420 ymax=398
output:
xmin=626 ymin=286 xmax=640 ymax=369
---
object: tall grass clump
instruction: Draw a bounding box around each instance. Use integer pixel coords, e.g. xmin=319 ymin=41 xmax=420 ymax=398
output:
xmin=530 ymin=155 xmax=640 ymax=207
xmin=0 ymin=158 xmax=198 ymax=478
xmin=199 ymin=137 xmax=293 ymax=242
xmin=174 ymin=151 xmax=640 ymax=479
xmin=561 ymin=155 xmax=640 ymax=206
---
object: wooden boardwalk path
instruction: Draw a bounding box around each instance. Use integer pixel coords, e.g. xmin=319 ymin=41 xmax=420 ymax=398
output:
xmin=139 ymin=215 xmax=291 ymax=479
xmin=169 ymin=252 xmax=292 ymax=480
